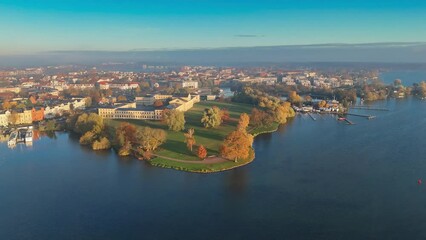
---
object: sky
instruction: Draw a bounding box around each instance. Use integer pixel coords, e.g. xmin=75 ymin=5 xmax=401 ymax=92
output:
xmin=1 ymin=0 xmax=426 ymax=55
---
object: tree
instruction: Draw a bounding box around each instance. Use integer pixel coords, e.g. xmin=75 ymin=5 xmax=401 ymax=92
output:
xmin=88 ymin=89 xmax=102 ymax=104
xmin=318 ymin=100 xmax=327 ymax=108
xmin=394 ymin=79 xmax=402 ymax=87
xmin=272 ymin=101 xmax=294 ymax=124
xmin=15 ymin=103 xmax=26 ymax=109
xmin=40 ymin=120 xmax=57 ymax=132
xmin=274 ymin=105 xmax=289 ymax=124
xmin=79 ymin=131 xmax=97 ymax=145
xmin=74 ymin=113 xmax=104 ymax=135
xmin=24 ymin=100 xmax=33 ymax=108
xmin=103 ymin=89 xmax=113 ymax=97
xmin=116 ymin=122 xmax=137 ymax=147
xmin=197 ymin=145 xmax=207 ymax=159
xmin=162 ymin=109 xmax=185 ymax=131
xmin=8 ymin=112 xmax=20 ymax=125
xmin=220 ymin=130 xmax=254 ymax=162
xmin=153 ymin=100 xmax=164 ymax=107
xmin=237 ymin=113 xmax=250 ymax=132
xmin=201 ymin=106 xmax=222 ymax=128
xmin=2 ymin=101 xmax=11 ymax=110
xmin=117 ymin=95 xmax=127 ymax=102
xmin=135 ymin=86 xmax=142 ymax=95
xmin=413 ymin=81 xmax=426 ymax=98
xmin=282 ymin=102 xmax=295 ymax=118
xmin=135 ymin=127 xmax=167 ymax=152
xmin=92 ymin=137 xmax=111 ymax=150
xmin=250 ymin=108 xmax=273 ymax=127
xmin=139 ymin=82 xmax=150 ymax=89
xmin=221 ymin=108 xmax=230 ymax=122
xmin=288 ymin=91 xmax=302 ymax=103
xmin=184 ymin=128 xmax=196 ymax=151
xmin=211 ymin=87 xmax=221 ymax=95
xmin=85 ymin=97 xmax=92 ymax=107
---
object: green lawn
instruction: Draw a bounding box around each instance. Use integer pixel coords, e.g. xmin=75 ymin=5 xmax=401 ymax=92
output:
xmin=106 ymin=101 xmax=271 ymax=173
xmin=249 ymin=122 xmax=280 ymax=137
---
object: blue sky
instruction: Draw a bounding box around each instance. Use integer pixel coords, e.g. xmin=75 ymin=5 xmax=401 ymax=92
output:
xmin=1 ymin=0 xmax=425 ymax=54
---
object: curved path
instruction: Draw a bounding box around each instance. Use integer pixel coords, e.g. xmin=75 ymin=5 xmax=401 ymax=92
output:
xmin=152 ymin=154 xmax=229 ymax=164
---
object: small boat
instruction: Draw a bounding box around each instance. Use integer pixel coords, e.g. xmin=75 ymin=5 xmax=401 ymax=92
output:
xmin=338 ymin=117 xmax=346 ymax=121
xmin=25 ymin=129 xmax=33 ymax=142
xmin=8 ymin=131 xmax=17 ymax=146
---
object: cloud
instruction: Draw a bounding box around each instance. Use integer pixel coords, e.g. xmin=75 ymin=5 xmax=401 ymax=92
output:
xmin=234 ymin=34 xmax=265 ymax=38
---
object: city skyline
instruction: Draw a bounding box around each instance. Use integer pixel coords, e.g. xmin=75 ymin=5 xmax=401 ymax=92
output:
xmin=1 ymin=0 xmax=426 ymax=54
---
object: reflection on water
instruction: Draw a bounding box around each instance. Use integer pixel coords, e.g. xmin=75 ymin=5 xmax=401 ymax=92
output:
xmin=5 ymin=130 xmax=55 ymax=149
xmin=225 ymin=167 xmax=248 ymax=196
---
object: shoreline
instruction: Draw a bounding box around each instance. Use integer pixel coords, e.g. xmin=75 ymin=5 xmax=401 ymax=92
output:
xmin=148 ymin=121 xmax=282 ymax=173
xmin=148 ymin=148 xmax=256 ymax=173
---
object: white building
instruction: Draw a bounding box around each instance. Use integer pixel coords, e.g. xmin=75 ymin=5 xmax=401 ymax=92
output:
xmin=0 ymin=111 xmax=10 ymax=127
xmin=181 ymin=81 xmax=199 ymax=89
xmin=100 ymin=95 xmax=200 ymax=121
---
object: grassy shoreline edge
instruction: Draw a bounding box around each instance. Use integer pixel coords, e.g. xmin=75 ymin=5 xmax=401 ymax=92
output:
xmin=148 ymin=122 xmax=281 ymax=173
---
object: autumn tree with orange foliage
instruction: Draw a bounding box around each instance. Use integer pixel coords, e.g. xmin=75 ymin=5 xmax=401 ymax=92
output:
xmin=221 ymin=108 xmax=230 ymax=122
xmin=116 ymin=122 xmax=138 ymax=156
xmin=237 ymin=113 xmax=250 ymax=132
xmin=153 ymin=100 xmax=164 ymax=107
xmin=197 ymin=145 xmax=207 ymax=159
xmin=2 ymin=100 xmax=14 ymax=110
xmin=318 ymin=100 xmax=327 ymax=108
xmin=250 ymin=108 xmax=273 ymax=127
xmin=288 ymin=91 xmax=302 ymax=103
xmin=220 ymin=130 xmax=254 ymax=162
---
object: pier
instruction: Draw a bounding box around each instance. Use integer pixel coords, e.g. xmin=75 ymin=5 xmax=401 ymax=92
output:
xmin=346 ymin=113 xmax=376 ymax=119
xmin=7 ymin=127 xmax=33 ymax=146
xmin=307 ymin=112 xmax=317 ymax=121
xmin=350 ymin=106 xmax=389 ymax=111
xmin=344 ymin=118 xmax=355 ymax=125
xmin=336 ymin=114 xmax=355 ymax=125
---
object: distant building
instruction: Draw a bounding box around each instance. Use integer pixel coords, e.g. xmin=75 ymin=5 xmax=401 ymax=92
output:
xmin=99 ymin=94 xmax=200 ymax=121
xmin=15 ymin=109 xmax=33 ymax=125
xmin=67 ymin=84 xmax=95 ymax=90
xmin=31 ymin=107 xmax=44 ymax=122
xmin=135 ymin=94 xmax=172 ymax=106
xmin=98 ymin=103 xmax=164 ymax=121
xmin=0 ymin=87 xmax=21 ymax=93
xmin=181 ymin=81 xmax=199 ymax=89
xmin=98 ymin=82 xmax=139 ymax=90
xmin=169 ymin=81 xmax=199 ymax=89
xmin=0 ymin=111 xmax=10 ymax=127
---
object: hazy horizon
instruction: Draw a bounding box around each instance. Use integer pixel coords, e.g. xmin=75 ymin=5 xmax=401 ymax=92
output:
xmin=1 ymin=42 xmax=426 ymax=68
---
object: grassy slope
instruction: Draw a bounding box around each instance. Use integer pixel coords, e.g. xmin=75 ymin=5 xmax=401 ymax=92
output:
xmin=107 ymin=101 xmax=272 ymax=172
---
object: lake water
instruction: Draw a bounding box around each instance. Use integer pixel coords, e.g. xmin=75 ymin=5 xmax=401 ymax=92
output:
xmin=1 ymin=98 xmax=426 ymax=240
xmin=380 ymin=70 xmax=426 ymax=86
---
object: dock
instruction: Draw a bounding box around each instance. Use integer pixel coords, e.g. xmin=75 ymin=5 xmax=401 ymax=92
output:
xmin=8 ymin=127 xmax=33 ymax=146
xmin=350 ymin=106 xmax=389 ymax=111
xmin=346 ymin=113 xmax=376 ymax=119
xmin=344 ymin=118 xmax=355 ymax=125
xmin=336 ymin=114 xmax=355 ymax=125
xmin=307 ymin=112 xmax=317 ymax=121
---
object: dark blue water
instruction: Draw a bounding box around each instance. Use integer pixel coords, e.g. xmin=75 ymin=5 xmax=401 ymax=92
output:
xmin=1 ymin=98 xmax=426 ymax=240
xmin=381 ymin=70 xmax=426 ymax=86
